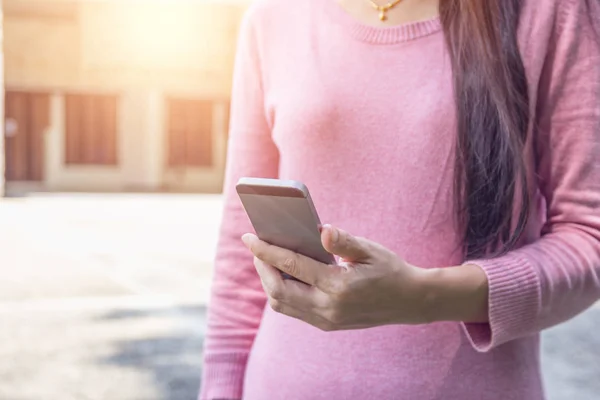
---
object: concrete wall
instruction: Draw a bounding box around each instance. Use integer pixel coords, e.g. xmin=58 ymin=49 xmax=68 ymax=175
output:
xmin=3 ymin=0 xmax=247 ymax=192
xmin=4 ymin=0 xmax=244 ymax=93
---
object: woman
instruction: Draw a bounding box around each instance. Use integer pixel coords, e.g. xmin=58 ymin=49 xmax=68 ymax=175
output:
xmin=200 ymin=0 xmax=600 ymax=399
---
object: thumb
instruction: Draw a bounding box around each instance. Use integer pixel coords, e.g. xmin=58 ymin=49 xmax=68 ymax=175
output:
xmin=321 ymin=225 xmax=371 ymax=262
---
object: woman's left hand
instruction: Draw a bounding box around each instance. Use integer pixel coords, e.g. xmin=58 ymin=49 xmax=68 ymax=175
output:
xmin=242 ymin=225 xmax=489 ymax=331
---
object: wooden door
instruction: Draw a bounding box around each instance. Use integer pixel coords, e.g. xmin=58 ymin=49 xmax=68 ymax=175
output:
xmin=167 ymin=98 xmax=213 ymax=167
xmin=65 ymin=94 xmax=118 ymax=165
xmin=4 ymin=92 xmax=50 ymax=181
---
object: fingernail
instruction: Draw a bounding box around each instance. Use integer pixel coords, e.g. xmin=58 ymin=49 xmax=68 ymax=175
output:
xmin=241 ymin=233 xmax=253 ymax=246
xmin=327 ymin=225 xmax=339 ymax=244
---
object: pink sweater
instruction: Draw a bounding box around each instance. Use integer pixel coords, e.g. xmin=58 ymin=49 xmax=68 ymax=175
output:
xmin=201 ymin=0 xmax=600 ymax=399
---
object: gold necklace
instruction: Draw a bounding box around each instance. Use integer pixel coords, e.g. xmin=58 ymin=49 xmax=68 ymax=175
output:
xmin=368 ymin=0 xmax=403 ymax=21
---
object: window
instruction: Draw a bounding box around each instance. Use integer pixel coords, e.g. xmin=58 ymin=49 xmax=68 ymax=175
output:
xmin=167 ymin=98 xmax=213 ymax=167
xmin=65 ymin=94 xmax=118 ymax=165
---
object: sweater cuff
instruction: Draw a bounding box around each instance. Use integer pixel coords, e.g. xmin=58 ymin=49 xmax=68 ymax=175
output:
xmin=199 ymin=352 xmax=249 ymax=400
xmin=461 ymin=252 xmax=542 ymax=352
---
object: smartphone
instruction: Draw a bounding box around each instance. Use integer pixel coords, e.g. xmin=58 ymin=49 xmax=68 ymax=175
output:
xmin=236 ymin=177 xmax=335 ymax=268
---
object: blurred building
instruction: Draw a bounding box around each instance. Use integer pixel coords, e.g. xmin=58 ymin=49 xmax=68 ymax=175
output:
xmin=0 ymin=3 xmax=4 ymax=196
xmin=1 ymin=0 xmax=250 ymax=194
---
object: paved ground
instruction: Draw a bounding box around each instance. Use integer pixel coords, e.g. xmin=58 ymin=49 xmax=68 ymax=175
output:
xmin=0 ymin=193 xmax=218 ymax=400
xmin=0 ymin=193 xmax=598 ymax=400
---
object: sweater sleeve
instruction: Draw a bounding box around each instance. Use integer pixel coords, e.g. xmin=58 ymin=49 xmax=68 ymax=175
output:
xmin=199 ymin=9 xmax=278 ymax=400
xmin=462 ymin=0 xmax=600 ymax=352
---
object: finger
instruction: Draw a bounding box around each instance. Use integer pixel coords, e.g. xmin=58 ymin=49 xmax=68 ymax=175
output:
xmin=254 ymin=257 xmax=323 ymax=315
xmin=321 ymin=225 xmax=371 ymax=262
xmin=243 ymin=233 xmax=340 ymax=288
xmin=255 ymin=264 xmax=335 ymax=331
xmin=252 ymin=256 xmax=285 ymax=295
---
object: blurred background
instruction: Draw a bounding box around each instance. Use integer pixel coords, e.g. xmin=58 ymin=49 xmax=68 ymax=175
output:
xmin=0 ymin=1 xmax=598 ymax=399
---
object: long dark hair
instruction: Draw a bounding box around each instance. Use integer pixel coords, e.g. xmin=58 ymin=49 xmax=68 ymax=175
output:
xmin=440 ymin=0 xmax=530 ymax=258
